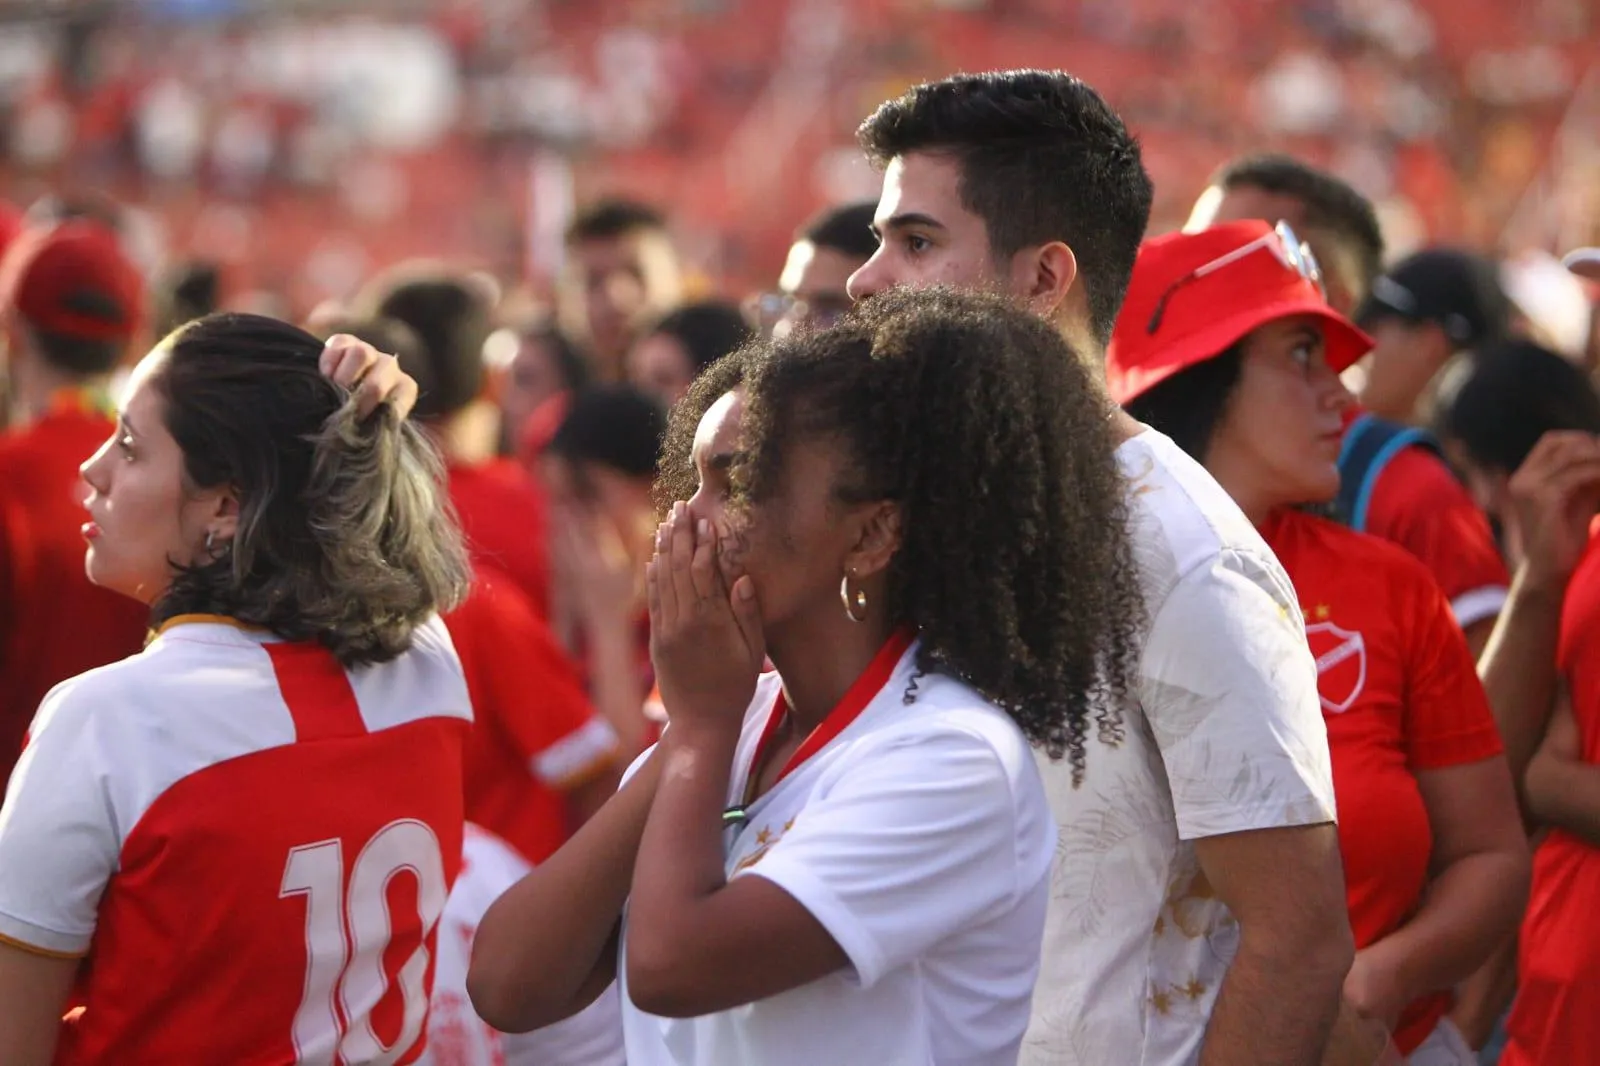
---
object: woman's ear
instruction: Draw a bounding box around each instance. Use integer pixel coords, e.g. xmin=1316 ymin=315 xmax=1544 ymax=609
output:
xmin=846 ymin=501 xmax=902 ymax=580
xmin=205 ymin=488 xmax=242 ymax=543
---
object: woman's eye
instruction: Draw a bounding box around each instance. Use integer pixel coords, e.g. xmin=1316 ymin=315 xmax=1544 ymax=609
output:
xmin=116 ymin=435 xmax=136 ymax=459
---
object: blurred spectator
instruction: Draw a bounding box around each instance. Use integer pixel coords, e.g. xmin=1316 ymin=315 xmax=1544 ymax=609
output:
xmin=1187 ymin=153 xmax=1385 ymax=317
xmin=0 ymin=220 xmax=151 ymax=792
xmin=1429 ymin=339 xmax=1600 ymax=1060
xmin=626 ymin=299 xmax=750 ymax=407
xmin=542 ymin=384 xmax=668 ymax=755
xmin=152 ymin=259 xmax=224 ymax=340
xmin=1355 ymin=247 xmax=1512 ymax=425
xmin=354 ymin=267 xmax=551 ymax=613
xmin=489 ymin=319 xmax=591 ymax=458
xmin=755 ymin=200 xmax=879 ymax=338
xmin=557 ymin=200 xmax=684 ymax=383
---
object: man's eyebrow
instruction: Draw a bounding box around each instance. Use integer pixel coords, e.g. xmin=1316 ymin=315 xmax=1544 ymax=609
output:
xmin=872 ymin=212 xmax=948 ymax=236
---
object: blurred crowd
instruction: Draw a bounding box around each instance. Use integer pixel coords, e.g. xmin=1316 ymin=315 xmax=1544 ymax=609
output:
xmin=0 ymin=0 xmax=1595 ymax=313
xmin=1 ymin=4 xmax=1600 ymax=1066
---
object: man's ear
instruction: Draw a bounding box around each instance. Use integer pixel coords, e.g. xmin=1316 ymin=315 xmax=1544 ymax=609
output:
xmin=1009 ymin=241 xmax=1078 ymax=320
xmin=845 ymin=501 xmax=903 ymax=581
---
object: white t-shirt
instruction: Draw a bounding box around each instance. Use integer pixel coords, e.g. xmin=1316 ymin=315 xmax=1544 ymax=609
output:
xmin=419 ymin=824 xmax=626 ymax=1066
xmin=621 ymin=639 xmax=1056 ymax=1066
xmin=1022 ymin=429 xmax=1337 ymax=1066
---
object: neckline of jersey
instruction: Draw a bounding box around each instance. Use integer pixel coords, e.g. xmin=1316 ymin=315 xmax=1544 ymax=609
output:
xmin=740 ymin=627 xmax=917 ymax=809
xmin=153 ymin=613 xmax=270 ymax=638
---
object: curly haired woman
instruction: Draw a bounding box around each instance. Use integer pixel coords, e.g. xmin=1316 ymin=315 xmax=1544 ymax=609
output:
xmin=468 ymin=286 xmax=1146 ymax=1064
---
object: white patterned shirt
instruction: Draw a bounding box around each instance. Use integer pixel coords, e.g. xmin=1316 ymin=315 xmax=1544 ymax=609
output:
xmin=1022 ymin=428 xmax=1337 ymax=1066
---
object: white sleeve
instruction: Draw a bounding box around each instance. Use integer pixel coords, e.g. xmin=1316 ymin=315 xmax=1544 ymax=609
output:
xmin=0 ymin=682 xmax=119 ymax=956
xmin=1141 ymin=549 xmax=1337 ymax=840
xmin=734 ymin=724 xmax=1051 ymax=989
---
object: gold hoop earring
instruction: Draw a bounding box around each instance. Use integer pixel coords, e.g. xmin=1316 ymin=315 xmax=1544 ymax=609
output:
xmin=840 ymin=573 xmax=868 ymax=623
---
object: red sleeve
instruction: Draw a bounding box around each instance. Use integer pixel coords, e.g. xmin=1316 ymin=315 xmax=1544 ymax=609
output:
xmin=451 ymin=571 xmax=618 ymax=789
xmin=1398 ymin=557 xmax=1504 ymax=770
xmin=1366 ymin=447 xmax=1508 ymax=626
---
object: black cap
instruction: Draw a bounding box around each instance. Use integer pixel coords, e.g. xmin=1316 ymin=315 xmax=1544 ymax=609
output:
xmin=1356 ymin=248 xmax=1511 ymax=349
xmin=544 ymin=384 xmax=667 ymax=479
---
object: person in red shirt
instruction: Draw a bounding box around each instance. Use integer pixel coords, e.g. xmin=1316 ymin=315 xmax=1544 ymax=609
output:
xmin=1427 ymin=339 xmax=1600 ymax=1064
xmin=1108 ymin=221 xmax=1528 ymax=1063
xmin=1188 ymin=155 xmax=1510 ymax=655
xmin=449 ymin=563 xmax=620 ymax=864
xmin=0 ymin=220 xmax=151 ymax=791
xmin=345 ymin=272 xmax=551 ymax=615
xmin=0 ymin=313 xmax=468 ymax=1065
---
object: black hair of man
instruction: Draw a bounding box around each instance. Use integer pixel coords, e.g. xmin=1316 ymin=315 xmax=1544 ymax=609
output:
xmin=1215 ymin=154 xmax=1386 ymax=296
xmin=564 ymin=199 xmax=668 ymax=245
xmin=858 ymin=69 xmax=1154 ymax=347
xmin=797 ymin=201 xmax=881 ymax=262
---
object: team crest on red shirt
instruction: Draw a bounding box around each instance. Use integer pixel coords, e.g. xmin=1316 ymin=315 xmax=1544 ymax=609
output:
xmin=1305 ymin=619 xmax=1367 ymax=714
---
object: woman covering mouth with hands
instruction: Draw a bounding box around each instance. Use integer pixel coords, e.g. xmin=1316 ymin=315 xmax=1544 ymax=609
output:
xmin=468 ymin=286 xmax=1147 ymax=1065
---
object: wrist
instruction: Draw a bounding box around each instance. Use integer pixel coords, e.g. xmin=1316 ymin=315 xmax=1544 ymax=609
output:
xmin=1514 ymin=560 xmax=1574 ymax=600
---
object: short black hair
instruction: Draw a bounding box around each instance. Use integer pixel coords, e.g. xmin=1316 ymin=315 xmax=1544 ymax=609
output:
xmin=1432 ymin=338 xmax=1600 ymax=474
xmin=858 ymin=69 xmax=1154 ymax=347
xmin=564 ymin=199 xmax=668 ymax=245
xmin=545 ymin=384 xmax=667 ymax=481
xmin=28 ymin=327 xmax=122 ymax=376
xmin=797 ymin=201 xmax=880 ymax=261
xmin=1217 ymin=154 xmax=1385 ymax=295
xmin=361 ymin=274 xmax=493 ymax=421
xmin=646 ymin=300 xmax=752 ymax=375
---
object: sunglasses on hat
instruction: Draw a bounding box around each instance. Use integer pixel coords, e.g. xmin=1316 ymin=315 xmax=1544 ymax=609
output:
xmin=1146 ymin=221 xmax=1325 ymax=335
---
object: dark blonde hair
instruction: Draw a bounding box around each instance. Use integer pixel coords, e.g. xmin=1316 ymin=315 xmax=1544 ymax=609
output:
xmin=151 ymin=313 xmax=470 ymax=665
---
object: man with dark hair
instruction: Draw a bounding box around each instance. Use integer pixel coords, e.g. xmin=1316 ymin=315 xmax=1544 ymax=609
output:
xmin=850 ymin=71 xmax=1355 ymax=1066
xmin=0 ymin=221 xmax=151 ymax=791
xmin=1189 ymin=155 xmax=1511 ymax=658
xmin=559 ymin=198 xmax=684 ymax=383
xmin=762 ymin=200 xmax=879 ymax=338
xmin=352 ymin=268 xmax=549 ymax=615
xmin=1187 ymin=153 xmax=1385 ymax=317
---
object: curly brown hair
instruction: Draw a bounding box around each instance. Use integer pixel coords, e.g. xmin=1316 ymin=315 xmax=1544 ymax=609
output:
xmin=657 ymin=287 xmax=1145 ymax=783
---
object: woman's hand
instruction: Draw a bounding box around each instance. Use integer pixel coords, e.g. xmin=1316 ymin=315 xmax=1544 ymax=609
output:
xmin=319 ymin=334 xmax=418 ymax=419
xmin=1342 ymin=946 xmax=1407 ymax=1032
xmin=648 ymin=502 xmax=764 ymax=731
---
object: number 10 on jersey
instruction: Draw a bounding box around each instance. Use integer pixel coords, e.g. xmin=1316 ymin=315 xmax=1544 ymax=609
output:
xmin=281 ymin=820 xmax=449 ymax=1065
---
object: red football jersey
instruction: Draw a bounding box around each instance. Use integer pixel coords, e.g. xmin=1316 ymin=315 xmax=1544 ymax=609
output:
xmin=448 ymin=458 xmax=549 ymax=617
xmin=0 ymin=394 xmax=150 ymax=791
xmin=0 ymin=614 xmax=471 ymax=1065
xmin=1361 ymin=434 xmax=1509 ymax=629
xmin=1262 ymin=509 xmax=1503 ymax=1054
xmin=448 ymin=566 xmax=618 ymax=864
xmin=1505 ymin=522 xmax=1600 ymax=1065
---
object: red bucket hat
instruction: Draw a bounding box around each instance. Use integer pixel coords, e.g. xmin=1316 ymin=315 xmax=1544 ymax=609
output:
xmin=1107 ymin=221 xmax=1373 ymax=406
